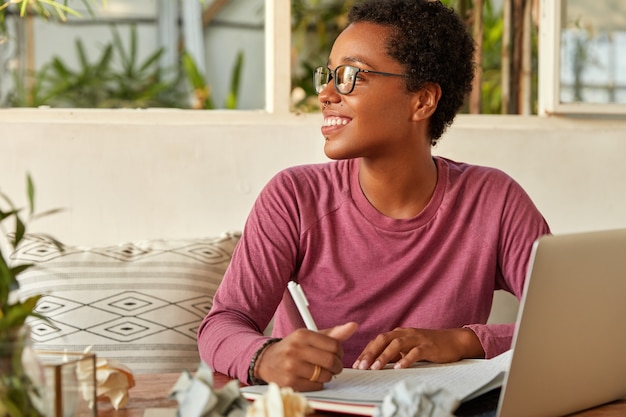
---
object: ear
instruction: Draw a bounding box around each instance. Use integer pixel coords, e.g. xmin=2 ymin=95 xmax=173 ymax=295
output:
xmin=410 ymin=83 xmax=442 ymax=122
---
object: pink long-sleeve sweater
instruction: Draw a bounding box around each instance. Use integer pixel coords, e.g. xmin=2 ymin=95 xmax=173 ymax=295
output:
xmin=198 ymin=157 xmax=550 ymax=384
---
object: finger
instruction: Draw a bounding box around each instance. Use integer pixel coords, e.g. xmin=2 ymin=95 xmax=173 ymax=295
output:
xmin=261 ymin=346 xmax=335 ymax=391
xmin=260 ymin=327 xmax=352 ymax=390
xmin=288 ymin=363 xmax=336 ymax=392
xmin=291 ymin=328 xmax=340 ymax=354
xmin=393 ymin=346 xmax=423 ymax=369
xmin=288 ymin=329 xmax=345 ymax=375
xmin=352 ymin=330 xmax=400 ymax=370
xmin=300 ymin=350 xmax=344 ymax=377
xmin=352 ymin=341 xmax=380 ymax=370
xmin=354 ymin=328 xmax=421 ymax=370
xmin=323 ymin=322 xmax=358 ymax=341
xmin=368 ymin=337 xmax=409 ymax=370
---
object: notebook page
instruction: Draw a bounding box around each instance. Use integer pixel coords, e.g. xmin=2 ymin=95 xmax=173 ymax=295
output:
xmin=242 ymin=350 xmax=512 ymax=405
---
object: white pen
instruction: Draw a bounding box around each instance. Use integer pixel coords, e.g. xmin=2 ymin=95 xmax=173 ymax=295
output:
xmin=287 ymin=281 xmax=318 ymax=331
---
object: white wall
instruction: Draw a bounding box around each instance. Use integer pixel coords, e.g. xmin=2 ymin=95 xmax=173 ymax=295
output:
xmin=0 ymin=109 xmax=325 ymax=245
xmin=2 ymin=110 xmax=626 ymax=247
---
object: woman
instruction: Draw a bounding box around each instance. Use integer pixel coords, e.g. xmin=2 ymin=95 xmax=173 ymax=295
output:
xmin=198 ymin=0 xmax=550 ymax=392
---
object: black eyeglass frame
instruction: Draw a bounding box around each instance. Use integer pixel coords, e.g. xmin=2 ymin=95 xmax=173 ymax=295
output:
xmin=314 ymin=65 xmax=407 ymax=95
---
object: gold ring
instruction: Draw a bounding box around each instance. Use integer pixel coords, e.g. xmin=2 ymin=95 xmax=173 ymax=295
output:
xmin=309 ymin=365 xmax=321 ymax=382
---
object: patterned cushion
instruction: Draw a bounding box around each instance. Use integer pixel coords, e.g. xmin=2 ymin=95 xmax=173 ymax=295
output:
xmin=13 ymin=232 xmax=240 ymax=374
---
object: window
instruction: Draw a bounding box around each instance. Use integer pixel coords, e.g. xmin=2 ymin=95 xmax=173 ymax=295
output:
xmin=9 ymin=1 xmax=625 ymax=117
xmin=539 ymin=0 xmax=626 ymax=115
xmin=0 ymin=0 xmax=292 ymax=114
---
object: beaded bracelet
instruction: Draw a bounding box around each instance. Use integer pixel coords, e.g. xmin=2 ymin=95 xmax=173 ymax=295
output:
xmin=247 ymin=338 xmax=282 ymax=385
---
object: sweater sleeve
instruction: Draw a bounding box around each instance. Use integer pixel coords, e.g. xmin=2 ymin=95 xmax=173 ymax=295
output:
xmin=464 ymin=323 xmax=515 ymax=358
xmin=467 ymin=177 xmax=550 ymax=358
xmin=197 ymin=170 xmax=302 ymax=383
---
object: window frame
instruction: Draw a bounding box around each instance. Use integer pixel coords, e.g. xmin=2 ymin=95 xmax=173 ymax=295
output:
xmin=265 ymin=0 xmax=292 ymax=115
xmin=538 ymin=0 xmax=626 ymax=116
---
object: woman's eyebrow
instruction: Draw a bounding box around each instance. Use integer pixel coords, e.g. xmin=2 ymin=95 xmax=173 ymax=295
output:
xmin=327 ymin=56 xmax=373 ymax=69
xmin=345 ymin=56 xmax=370 ymax=66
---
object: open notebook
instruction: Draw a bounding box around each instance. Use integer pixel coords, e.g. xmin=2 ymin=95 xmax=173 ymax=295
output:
xmin=242 ymin=228 xmax=626 ymax=416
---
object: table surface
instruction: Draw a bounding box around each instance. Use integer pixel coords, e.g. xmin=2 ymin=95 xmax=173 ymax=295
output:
xmin=98 ymin=372 xmax=626 ymax=417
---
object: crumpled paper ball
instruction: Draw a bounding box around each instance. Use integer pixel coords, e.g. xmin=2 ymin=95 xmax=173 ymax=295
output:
xmin=245 ymin=383 xmax=313 ymax=417
xmin=94 ymin=358 xmax=135 ymax=409
xmin=76 ymin=350 xmax=135 ymax=410
xmin=169 ymin=362 xmax=249 ymax=417
xmin=373 ymin=380 xmax=460 ymax=417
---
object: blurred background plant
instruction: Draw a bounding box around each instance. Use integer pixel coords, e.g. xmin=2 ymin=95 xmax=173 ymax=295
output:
xmin=10 ymin=25 xmax=185 ymax=108
xmin=0 ymin=0 xmax=104 ymax=35
xmin=0 ymin=174 xmax=63 ymax=417
xmin=7 ymin=23 xmax=245 ymax=109
xmin=1 ymin=0 xmax=244 ymax=110
xmin=183 ymin=49 xmax=243 ymax=110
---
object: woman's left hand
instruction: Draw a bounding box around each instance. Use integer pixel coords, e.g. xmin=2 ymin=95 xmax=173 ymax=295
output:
xmin=352 ymin=327 xmax=485 ymax=370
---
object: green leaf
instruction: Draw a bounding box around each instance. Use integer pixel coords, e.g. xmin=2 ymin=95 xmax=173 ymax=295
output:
xmin=19 ymin=295 xmax=42 ymax=314
xmin=12 ymin=214 xmax=26 ymax=250
xmin=182 ymin=51 xmax=206 ymax=90
xmin=225 ymin=51 xmax=244 ymax=110
xmin=51 ymin=57 xmax=72 ymax=78
xmin=20 ymin=0 xmax=28 ymax=17
xmin=129 ymin=25 xmax=138 ymax=75
xmin=30 ymin=207 xmax=65 ymax=220
xmin=182 ymin=50 xmax=215 ymax=109
xmin=11 ymin=263 xmax=34 ymax=277
xmin=27 ymin=173 xmax=35 ymax=216
xmin=37 ymin=0 xmax=83 ymax=20
xmin=1 ymin=174 xmax=63 ymax=338
xmin=0 ymin=189 xmax=16 ymax=211
xmin=138 ymin=49 xmax=165 ymax=75
xmin=111 ymin=25 xmax=130 ymax=72
xmin=0 ymin=295 xmax=42 ymax=331
xmin=0 ymin=252 xmax=11 ymax=306
xmin=95 ymin=44 xmax=114 ymax=75
xmin=0 ymin=208 xmax=19 ymax=223
xmin=76 ymin=39 xmax=90 ymax=74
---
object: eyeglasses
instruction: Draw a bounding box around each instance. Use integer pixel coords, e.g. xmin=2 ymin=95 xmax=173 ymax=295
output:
xmin=313 ymin=65 xmax=407 ymax=95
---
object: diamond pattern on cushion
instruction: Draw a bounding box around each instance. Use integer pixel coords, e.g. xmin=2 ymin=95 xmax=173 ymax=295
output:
xmin=14 ymin=232 xmax=240 ymax=374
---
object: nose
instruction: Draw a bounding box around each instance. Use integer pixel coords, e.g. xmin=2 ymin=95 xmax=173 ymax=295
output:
xmin=318 ymin=78 xmax=340 ymax=108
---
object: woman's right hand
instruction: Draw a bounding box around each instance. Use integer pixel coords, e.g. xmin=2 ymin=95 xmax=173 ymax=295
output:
xmin=255 ymin=322 xmax=358 ymax=391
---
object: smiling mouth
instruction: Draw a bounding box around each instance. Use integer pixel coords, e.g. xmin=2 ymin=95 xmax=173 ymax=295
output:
xmin=323 ymin=117 xmax=350 ymax=127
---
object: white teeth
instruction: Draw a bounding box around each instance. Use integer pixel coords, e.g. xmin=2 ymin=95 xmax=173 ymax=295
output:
xmin=323 ymin=117 xmax=349 ymax=126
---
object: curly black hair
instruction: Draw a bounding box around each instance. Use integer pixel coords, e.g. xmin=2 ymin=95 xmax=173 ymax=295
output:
xmin=348 ymin=0 xmax=476 ymax=143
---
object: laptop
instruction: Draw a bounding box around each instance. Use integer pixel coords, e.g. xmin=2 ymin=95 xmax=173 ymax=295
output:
xmin=492 ymin=228 xmax=626 ymax=417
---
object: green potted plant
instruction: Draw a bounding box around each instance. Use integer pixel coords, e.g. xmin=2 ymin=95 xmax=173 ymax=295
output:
xmin=0 ymin=175 xmax=62 ymax=417
xmin=0 ymin=0 xmax=104 ymax=34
